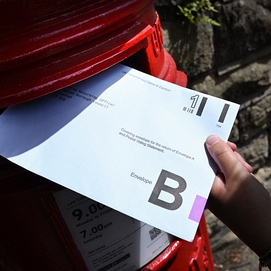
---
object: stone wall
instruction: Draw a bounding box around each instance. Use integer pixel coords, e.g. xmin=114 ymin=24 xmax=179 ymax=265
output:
xmin=156 ymin=1 xmax=271 ymax=268
xmin=155 ymin=0 xmax=271 ymax=174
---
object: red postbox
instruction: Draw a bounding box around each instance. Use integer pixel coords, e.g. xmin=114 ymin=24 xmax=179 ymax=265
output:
xmin=0 ymin=1 xmax=215 ymax=270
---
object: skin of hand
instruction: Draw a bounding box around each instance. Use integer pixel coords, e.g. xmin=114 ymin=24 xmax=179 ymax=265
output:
xmin=206 ymin=135 xmax=271 ymax=259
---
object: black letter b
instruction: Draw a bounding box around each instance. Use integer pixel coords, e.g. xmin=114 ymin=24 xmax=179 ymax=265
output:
xmin=148 ymin=170 xmax=187 ymax=210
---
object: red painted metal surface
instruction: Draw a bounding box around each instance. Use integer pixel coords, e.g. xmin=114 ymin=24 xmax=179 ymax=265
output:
xmin=143 ymin=216 xmax=215 ymax=271
xmin=0 ymin=157 xmax=215 ymax=271
xmin=0 ymin=0 xmax=186 ymax=108
xmin=0 ymin=157 xmax=86 ymax=271
xmin=0 ymin=1 xmax=214 ymax=270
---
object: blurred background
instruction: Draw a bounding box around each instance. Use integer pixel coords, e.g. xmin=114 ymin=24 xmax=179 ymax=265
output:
xmin=155 ymin=0 xmax=271 ymax=270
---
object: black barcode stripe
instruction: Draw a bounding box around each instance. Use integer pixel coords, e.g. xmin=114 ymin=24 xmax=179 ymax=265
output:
xmin=196 ymin=97 xmax=208 ymax=116
xmin=218 ymin=104 xmax=230 ymax=123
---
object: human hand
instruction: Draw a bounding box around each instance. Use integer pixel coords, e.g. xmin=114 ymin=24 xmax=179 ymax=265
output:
xmin=206 ymin=135 xmax=271 ymax=258
xmin=206 ymin=135 xmax=252 ymax=202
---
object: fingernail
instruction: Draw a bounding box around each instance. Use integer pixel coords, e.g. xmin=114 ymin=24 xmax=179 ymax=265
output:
xmin=206 ymin=135 xmax=220 ymax=146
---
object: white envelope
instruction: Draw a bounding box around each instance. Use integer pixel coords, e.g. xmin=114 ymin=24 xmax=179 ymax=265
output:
xmin=0 ymin=64 xmax=239 ymax=241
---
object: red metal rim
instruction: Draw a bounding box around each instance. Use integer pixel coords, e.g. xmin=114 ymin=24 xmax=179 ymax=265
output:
xmin=0 ymin=0 xmax=156 ymax=107
xmin=142 ymin=240 xmax=184 ymax=271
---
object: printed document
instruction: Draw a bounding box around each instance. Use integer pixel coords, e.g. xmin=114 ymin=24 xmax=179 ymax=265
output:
xmin=0 ymin=64 xmax=239 ymax=241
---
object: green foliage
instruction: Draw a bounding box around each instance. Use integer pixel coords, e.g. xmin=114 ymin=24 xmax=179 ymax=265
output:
xmin=177 ymin=0 xmax=220 ymax=26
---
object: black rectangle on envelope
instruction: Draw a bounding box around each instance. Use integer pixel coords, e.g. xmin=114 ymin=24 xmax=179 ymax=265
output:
xmin=218 ymin=104 xmax=230 ymax=123
xmin=196 ymin=97 xmax=208 ymax=116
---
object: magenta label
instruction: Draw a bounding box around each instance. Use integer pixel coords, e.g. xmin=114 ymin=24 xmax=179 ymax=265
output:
xmin=188 ymin=195 xmax=207 ymax=223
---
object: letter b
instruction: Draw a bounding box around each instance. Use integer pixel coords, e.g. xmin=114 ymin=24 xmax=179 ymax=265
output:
xmin=148 ymin=170 xmax=186 ymax=210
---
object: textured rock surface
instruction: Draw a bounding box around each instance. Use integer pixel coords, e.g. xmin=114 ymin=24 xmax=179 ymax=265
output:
xmin=156 ymin=0 xmax=271 ymax=269
xmin=156 ymin=4 xmax=215 ymax=77
xmin=156 ymin=0 xmax=271 ymax=170
xmin=213 ymin=0 xmax=271 ymax=67
xmin=156 ymin=0 xmax=271 ymax=78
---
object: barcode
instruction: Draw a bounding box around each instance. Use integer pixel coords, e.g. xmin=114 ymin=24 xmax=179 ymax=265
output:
xmin=149 ymin=227 xmax=161 ymax=241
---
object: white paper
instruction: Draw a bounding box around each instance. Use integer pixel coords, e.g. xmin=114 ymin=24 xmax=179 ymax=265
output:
xmin=0 ymin=64 xmax=239 ymax=241
xmin=53 ymin=188 xmax=172 ymax=270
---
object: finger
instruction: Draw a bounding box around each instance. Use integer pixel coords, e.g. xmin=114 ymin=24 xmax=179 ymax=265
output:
xmin=205 ymin=135 xmax=249 ymax=181
xmin=227 ymin=140 xmax=252 ymax=173
xmin=227 ymin=141 xmax=237 ymax=151
xmin=234 ymin=151 xmax=252 ymax=173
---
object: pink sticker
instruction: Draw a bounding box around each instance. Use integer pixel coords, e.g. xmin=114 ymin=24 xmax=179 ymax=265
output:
xmin=188 ymin=195 xmax=207 ymax=223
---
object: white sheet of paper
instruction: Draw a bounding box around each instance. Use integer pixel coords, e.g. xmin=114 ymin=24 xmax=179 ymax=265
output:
xmin=53 ymin=188 xmax=173 ymax=270
xmin=0 ymin=64 xmax=239 ymax=241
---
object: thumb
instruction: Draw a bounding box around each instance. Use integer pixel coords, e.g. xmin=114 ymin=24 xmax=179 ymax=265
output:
xmin=205 ymin=135 xmax=246 ymax=180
